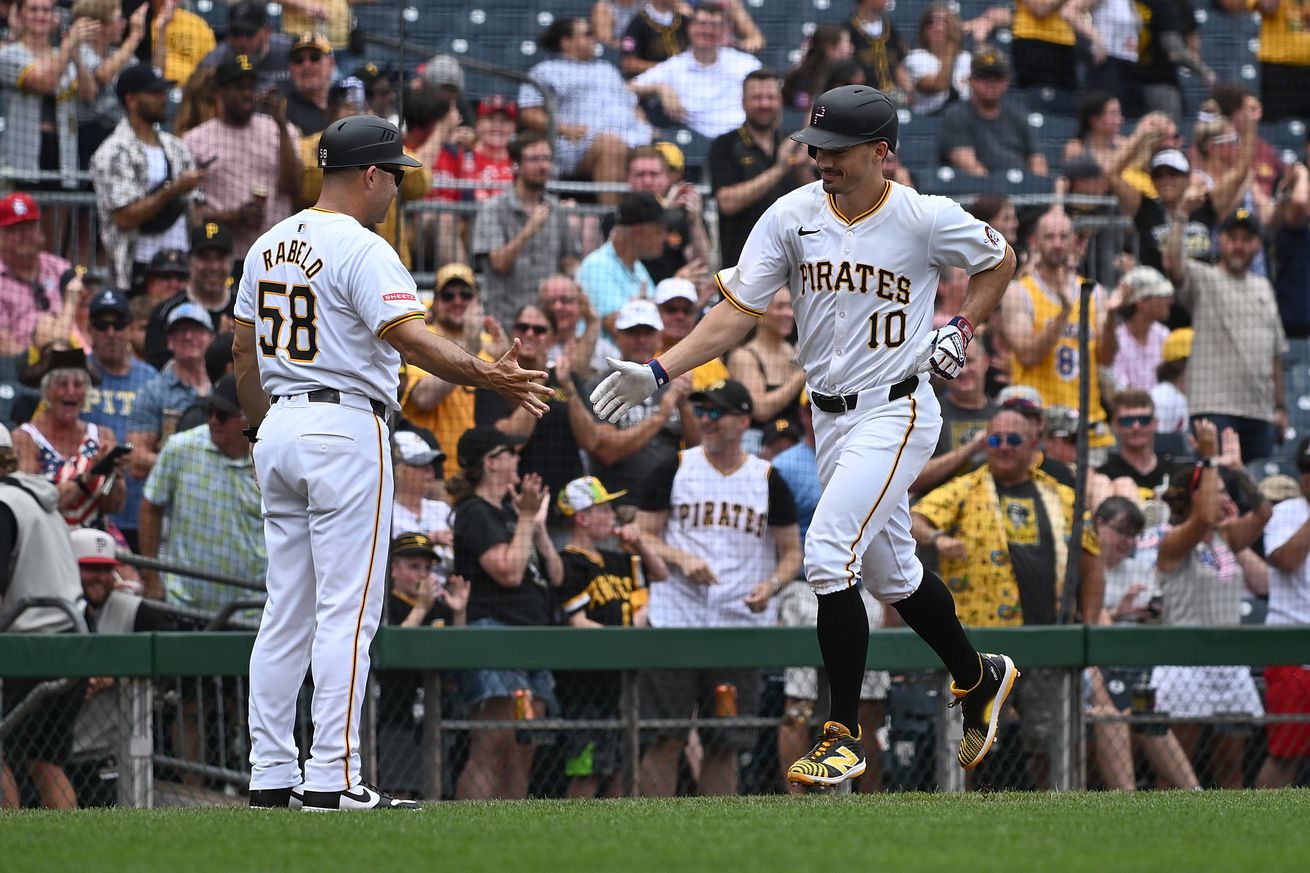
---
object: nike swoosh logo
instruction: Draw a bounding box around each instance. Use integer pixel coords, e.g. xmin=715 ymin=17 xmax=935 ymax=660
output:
xmin=342 ymin=786 xmax=373 ymax=802
xmin=798 ymin=227 xmax=821 ymax=236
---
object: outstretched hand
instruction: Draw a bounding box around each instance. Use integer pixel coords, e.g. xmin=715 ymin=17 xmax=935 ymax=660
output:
xmin=491 ymin=339 xmax=553 ymax=417
xmin=590 ymin=357 xmax=659 ymax=422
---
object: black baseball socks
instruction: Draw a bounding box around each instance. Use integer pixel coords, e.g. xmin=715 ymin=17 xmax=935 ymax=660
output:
xmin=893 ymin=572 xmax=983 ymax=691
xmin=815 ymin=585 xmax=869 ymax=732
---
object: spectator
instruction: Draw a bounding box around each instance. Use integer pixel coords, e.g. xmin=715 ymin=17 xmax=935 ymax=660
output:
xmin=540 ymin=274 xmax=603 ymax=381
xmin=142 ymin=222 xmax=234 ymax=369
xmin=449 ymin=426 xmax=563 ymax=801
xmin=433 ymin=95 xmax=516 ymax=204
xmin=520 ymin=17 xmax=650 ymax=201
xmin=620 ymin=0 xmax=689 ymax=78
xmin=1108 ymin=139 xmax=1209 ymax=273
xmin=1083 ymin=0 xmax=1142 ymax=115
xmin=720 ymin=0 xmax=766 ymax=53
xmin=145 ymin=0 xmax=215 ymax=87
xmin=0 ymin=193 xmax=71 ymax=356
xmin=1258 ymin=435 xmax=1310 ymax=787
xmin=1137 ymin=0 xmax=1211 ymax=122
xmin=967 ymin=195 xmax=1021 ymax=268
xmin=1098 ymin=390 xmax=1174 ymax=504
xmin=635 ymin=379 xmax=801 ymax=796
xmin=578 ymin=192 xmax=666 ymax=334
xmin=71 ymin=0 xmax=148 ymax=168
xmin=81 ymin=288 xmax=154 ymax=550
xmin=126 ymin=303 xmax=214 ymax=488
xmin=1009 ymin=0 xmax=1077 ymax=91
xmin=182 ymin=54 xmax=303 ymax=260
xmin=1152 ymin=327 xmax=1192 ymax=434
xmin=283 ymin=32 xmax=334 ymax=136
xmin=555 ymin=476 xmax=668 ymax=798
xmin=584 ymin=299 xmax=700 ymax=500
xmin=1272 ymin=160 xmax=1310 ymax=448
xmin=471 ymin=131 xmax=581 ymax=328
xmin=12 ymin=345 xmax=126 ymax=527
xmin=631 ymin=2 xmax=763 ymax=139
xmin=654 ymin=276 xmax=728 ymax=389
xmin=938 ymin=49 xmax=1047 ymax=178
xmin=601 ymin=146 xmax=710 ymax=285
xmin=474 ymin=304 xmax=599 ymax=533
xmin=0 ymin=0 xmax=97 ymax=190
xmin=726 ymin=288 xmax=805 ymax=427
xmin=391 ymin=431 xmax=451 ymax=545
xmin=71 ymin=528 xmax=170 ymax=633
xmin=1253 ymin=0 xmax=1310 ymax=123
xmin=1162 ymin=204 xmax=1288 ymax=463
xmin=902 ymin=4 xmax=971 ymax=116
xmin=353 ymin=63 xmax=398 ymax=125
xmin=198 ymin=1 xmax=292 ymax=92
xmin=278 ymin=0 xmax=351 ymax=55
xmin=594 ymin=0 xmax=643 ymax=51
xmin=845 ymin=0 xmax=911 ymax=99
xmin=1037 ymin=404 xmax=1115 ymax=510
xmin=418 ymin=53 xmax=470 ymax=122
xmin=1212 ymin=84 xmax=1282 ymax=201
xmin=709 ymin=69 xmax=810 ymax=267
xmin=910 ymin=346 xmax=994 ymax=494
xmin=1062 ymin=91 xmax=1123 ymax=173
xmin=911 ymin=408 xmax=1103 ymax=787
xmin=1191 ymin=105 xmax=1265 ymax=248
xmin=172 ymin=64 xmax=217 ymax=136
xmin=1111 ymin=266 xmax=1174 ymax=392
xmin=782 ymin=24 xmax=854 ymax=111
xmin=760 ymin=416 xmax=802 ymax=461
xmin=89 ymin=62 xmax=204 ymax=293
xmin=0 ymin=423 xmax=86 ymax=809
xmin=998 ymin=208 xmax=1115 ymax=458
xmin=1151 ymin=419 xmax=1270 ymax=788
xmin=138 ymin=375 xmax=264 ymax=608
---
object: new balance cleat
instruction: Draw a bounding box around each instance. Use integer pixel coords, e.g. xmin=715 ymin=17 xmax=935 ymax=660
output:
xmin=300 ymin=782 xmax=420 ymax=811
xmin=786 ymin=721 xmax=866 ymax=786
xmin=949 ymin=653 xmax=1019 ymax=770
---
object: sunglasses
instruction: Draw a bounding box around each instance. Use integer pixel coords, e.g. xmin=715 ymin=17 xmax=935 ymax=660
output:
xmin=373 ymin=165 xmax=404 ymax=187
xmin=209 ymin=407 xmax=235 ymax=423
xmin=439 ymin=288 xmax=476 ymax=302
xmin=514 ymin=322 xmax=550 ymax=336
xmin=987 ymin=433 xmax=1027 ymax=448
xmin=1116 ymin=414 xmax=1154 ymax=428
xmin=291 ymin=51 xmax=325 ymax=65
xmin=32 ymin=280 xmax=50 ymax=312
xmin=91 ymin=318 xmax=129 ymax=332
xmin=692 ymin=405 xmax=725 ymax=421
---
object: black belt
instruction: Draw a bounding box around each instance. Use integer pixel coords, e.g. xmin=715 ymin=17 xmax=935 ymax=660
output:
xmin=272 ymin=388 xmax=387 ymax=418
xmin=809 ymin=375 xmax=918 ymax=414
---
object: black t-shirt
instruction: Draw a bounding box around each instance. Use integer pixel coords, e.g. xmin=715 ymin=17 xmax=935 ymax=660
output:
xmin=934 ymin=396 xmax=995 ymax=480
xmin=583 ymin=378 xmax=683 ymax=504
xmin=1133 ymin=195 xmax=1217 ymax=275
xmin=709 ymin=126 xmax=806 ymax=266
xmin=475 ymin=367 xmax=583 ymax=517
xmin=639 ymin=454 xmax=800 ymax=530
xmin=620 ymin=10 xmax=689 ymax=73
xmin=452 ymin=496 xmax=550 ymax=626
xmin=846 ymin=15 xmax=907 ymax=93
xmin=1138 ymin=0 xmax=1183 ymax=85
xmin=1039 ymin=456 xmax=1078 ymax=490
xmin=1098 ymin=452 xmax=1175 ymax=501
xmin=557 ymin=546 xmax=645 ymax=627
xmin=995 ymin=479 xmax=1057 ymax=625
xmin=284 ymin=90 xmax=328 ymax=136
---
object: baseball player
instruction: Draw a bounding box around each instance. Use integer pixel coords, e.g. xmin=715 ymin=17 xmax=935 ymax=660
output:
xmin=232 ymin=115 xmax=553 ymax=811
xmin=592 ymin=86 xmax=1020 ymax=785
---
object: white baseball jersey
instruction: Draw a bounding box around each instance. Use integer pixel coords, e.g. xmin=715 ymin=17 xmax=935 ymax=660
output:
xmin=234 ymin=208 xmax=425 ymax=411
xmin=715 ymin=180 xmax=1008 ymax=395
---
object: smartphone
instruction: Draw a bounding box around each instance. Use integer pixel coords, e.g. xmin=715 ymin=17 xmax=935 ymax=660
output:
xmin=89 ymin=442 xmax=133 ymax=477
xmin=198 ymin=156 xmax=218 ymax=169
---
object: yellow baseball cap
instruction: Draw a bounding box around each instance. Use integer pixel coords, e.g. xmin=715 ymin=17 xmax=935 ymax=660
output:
xmin=1162 ymin=327 xmax=1193 ymax=363
xmin=557 ymin=476 xmax=627 ymax=517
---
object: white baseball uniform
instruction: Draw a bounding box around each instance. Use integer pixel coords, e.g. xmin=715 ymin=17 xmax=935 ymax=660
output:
xmin=716 ymin=180 xmax=1008 ymax=598
xmin=234 ymin=206 xmax=425 ymax=793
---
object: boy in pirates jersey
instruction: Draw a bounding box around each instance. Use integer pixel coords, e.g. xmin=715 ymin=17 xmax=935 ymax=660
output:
xmin=555 ymin=476 xmax=668 ymax=797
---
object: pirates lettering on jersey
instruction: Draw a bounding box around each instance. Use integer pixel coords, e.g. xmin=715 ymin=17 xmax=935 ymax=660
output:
xmin=797 ymin=259 xmax=911 ymax=303
xmin=675 ymin=500 xmax=770 ymax=537
xmin=260 ymin=238 xmax=325 ymax=279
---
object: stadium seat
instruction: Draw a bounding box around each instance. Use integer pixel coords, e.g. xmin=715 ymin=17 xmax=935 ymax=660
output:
xmin=1015 ymin=87 xmax=1081 ymax=118
xmin=919 ymin=171 xmax=1054 ymax=197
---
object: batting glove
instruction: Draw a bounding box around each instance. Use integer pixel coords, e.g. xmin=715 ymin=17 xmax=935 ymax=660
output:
xmin=590 ymin=357 xmax=663 ymax=422
xmin=912 ymin=316 xmax=973 ymax=380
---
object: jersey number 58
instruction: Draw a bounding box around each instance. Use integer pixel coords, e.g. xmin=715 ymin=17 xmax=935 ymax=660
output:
xmin=257 ymin=280 xmax=319 ymax=362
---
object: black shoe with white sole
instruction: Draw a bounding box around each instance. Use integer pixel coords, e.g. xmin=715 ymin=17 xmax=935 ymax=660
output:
xmin=249 ymin=787 xmax=303 ymax=809
xmin=300 ymin=782 xmax=420 ymax=811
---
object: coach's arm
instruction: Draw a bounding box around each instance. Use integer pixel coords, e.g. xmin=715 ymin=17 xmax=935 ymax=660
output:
xmin=233 ymin=323 xmax=271 ymax=429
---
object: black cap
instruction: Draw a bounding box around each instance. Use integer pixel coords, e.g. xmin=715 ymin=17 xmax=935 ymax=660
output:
xmin=116 ymin=63 xmax=176 ymax=104
xmin=20 ymin=345 xmax=101 ymax=388
xmin=89 ymin=287 xmax=131 ymax=319
xmin=1219 ymin=206 xmax=1262 ymax=236
xmin=208 ymin=375 xmax=243 ymax=416
xmin=317 ymin=115 xmax=423 ymax=170
xmin=191 ymin=221 xmax=234 ymax=254
xmin=148 ymin=249 xmax=190 ymax=277
xmin=391 ymin=531 xmax=437 ymax=559
xmin=689 ymin=379 xmax=753 ymax=416
xmin=616 ymin=192 xmax=666 ymax=227
xmin=763 ymin=416 xmax=802 ymax=446
xmin=971 ymin=47 xmax=1010 ymax=78
xmin=215 ymin=54 xmax=259 ymax=87
xmin=353 ymin=62 xmax=390 ymax=91
xmin=791 ymin=85 xmax=899 ymax=154
xmin=228 ymin=0 xmax=268 ymax=34
xmin=1062 ymin=154 xmax=1104 ymax=181
xmin=456 ymin=425 xmax=525 ymax=470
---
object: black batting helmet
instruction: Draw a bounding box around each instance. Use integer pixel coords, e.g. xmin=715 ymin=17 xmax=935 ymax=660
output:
xmin=317 ymin=115 xmax=423 ymax=170
xmin=791 ymin=85 xmax=898 ymax=154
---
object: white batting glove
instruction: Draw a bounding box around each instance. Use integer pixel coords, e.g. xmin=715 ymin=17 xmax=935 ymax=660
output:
xmin=590 ymin=357 xmax=662 ymax=422
xmin=911 ymin=316 xmax=973 ymax=381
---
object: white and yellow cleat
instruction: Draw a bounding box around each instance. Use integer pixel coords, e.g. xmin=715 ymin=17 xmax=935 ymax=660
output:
xmin=786 ymin=721 xmax=867 ymax=786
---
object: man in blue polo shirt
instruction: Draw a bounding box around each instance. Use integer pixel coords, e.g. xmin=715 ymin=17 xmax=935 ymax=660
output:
xmin=577 ymin=192 xmax=669 ymax=336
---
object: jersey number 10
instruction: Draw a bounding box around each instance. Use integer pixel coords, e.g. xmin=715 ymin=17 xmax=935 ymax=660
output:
xmin=257 ymin=280 xmax=319 ymax=362
xmin=866 ymin=309 xmax=907 ymax=350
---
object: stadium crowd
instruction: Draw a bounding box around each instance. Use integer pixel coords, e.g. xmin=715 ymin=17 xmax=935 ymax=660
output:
xmin=2 ymin=0 xmax=1310 ymax=806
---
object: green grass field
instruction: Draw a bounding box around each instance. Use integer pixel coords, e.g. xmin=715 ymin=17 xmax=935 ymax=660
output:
xmin=2 ymin=791 xmax=1307 ymax=873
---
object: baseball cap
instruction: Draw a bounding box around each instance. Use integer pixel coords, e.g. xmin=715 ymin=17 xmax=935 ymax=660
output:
xmin=1162 ymin=327 xmax=1194 ymax=363
xmin=391 ymin=531 xmax=437 ymax=559
xmin=215 ymin=54 xmax=258 ymax=87
xmin=1220 ymin=206 xmax=1262 ymax=236
xmin=208 ymin=374 xmax=242 ymax=415
xmin=353 ymin=63 xmax=390 ymax=91
xmin=70 ymin=528 xmax=119 ymax=566
xmin=456 ymin=425 xmax=525 ymax=470
xmin=89 ymin=287 xmax=131 ymax=319
xmin=421 ymin=54 xmax=465 ymax=90
xmin=394 ymin=430 xmax=445 ymax=467
xmin=997 ymin=384 xmax=1044 ymax=418
xmin=654 ymin=277 xmax=697 ymax=306
xmin=690 ymin=379 xmax=753 ymax=416
xmin=557 ymin=475 xmax=628 ymax=517
xmin=653 ymin=141 xmax=685 ymax=175
xmin=328 ymin=76 xmax=367 ymax=108
xmin=228 ymin=0 xmax=268 ymax=35
xmin=616 ymin=192 xmax=667 ymax=227
xmin=434 ymin=262 xmax=477 ymax=296
xmin=1259 ymin=473 xmax=1301 ymax=502
xmin=148 ymin=248 xmax=190 ymax=277
xmin=614 ymin=298 xmax=663 ymax=332
xmin=167 ymin=302 xmax=215 ymax=333
xmin=291 ymin=32 xmax=333 ymax=55
xmin=1062 ymin=154 xmax=1104 ymax=182
xmin=1044 ymin=405 xmax=1080 ymax=439
xmin=1120 ymin=266 xmax=1174 ymax=304
xmin=191 ymin=221 xmax=234 ymax=254
xmin=477 ymin=95 xmax=517 ymax=120
xmin=0 ymin=424 xmax=11 ymax=450
xmin=763 ymin=416 xmax=802 ymax=447
xmin=0 ymin=192 xmax=40 ymax=227
xmin=971 ymin=48 xmax=1009 ymax=78
xmin=115 ymin=63 xmax=175 ymax=104
xmin=1149 ymin=148 xmax=1190 ymax=176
